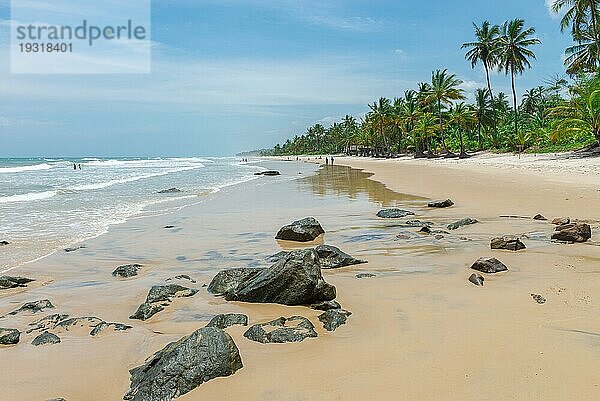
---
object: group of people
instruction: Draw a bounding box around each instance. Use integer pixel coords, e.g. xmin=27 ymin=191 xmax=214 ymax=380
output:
xmin=240 ymin=158 xmax=249 ymax=162
xmin=325 ymin=156 xmax=334 ymax=165
xmin=73 ymin=163 xmax=82 ymax=170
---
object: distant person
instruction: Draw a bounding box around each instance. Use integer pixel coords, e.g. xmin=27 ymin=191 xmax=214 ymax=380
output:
xmin=331 ymin=156 xmax=334 ymax=165
xmin=78 ymin=164 xmax=82 ymax=170
xmin=73 ymin=163 xmax=76 ymax=170
xmin=325 ymin=157 xmax=329 ymax=165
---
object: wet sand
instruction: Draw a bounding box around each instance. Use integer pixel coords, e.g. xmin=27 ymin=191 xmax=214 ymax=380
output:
xmin=2 ymin=157 xmax=600 ymax=400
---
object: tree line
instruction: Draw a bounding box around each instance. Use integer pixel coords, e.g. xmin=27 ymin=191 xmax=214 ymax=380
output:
xmin=262 ymin=2 xmax=600 ymax=157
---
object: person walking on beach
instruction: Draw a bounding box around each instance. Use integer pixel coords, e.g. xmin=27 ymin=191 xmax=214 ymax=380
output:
xmin=331 ymin=156 xmax=334 ymax=165
xmin=73 ymin=163 xmax=77 ymax=170
xmin=325 ymin=157 xmax=329 ymax=165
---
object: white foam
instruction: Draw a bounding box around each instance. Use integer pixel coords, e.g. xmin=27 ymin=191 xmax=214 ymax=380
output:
xmin=0 ymin=190 xmax=57 ymax=204
xmin=0 ymin=163 xmax=52 ymax=173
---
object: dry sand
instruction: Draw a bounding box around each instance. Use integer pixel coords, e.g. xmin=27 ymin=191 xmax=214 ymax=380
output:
xmin=2 ymin=154 xmax=600 ymax=401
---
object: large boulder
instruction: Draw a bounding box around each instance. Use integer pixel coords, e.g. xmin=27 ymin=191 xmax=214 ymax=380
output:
xmin=491 ymin=236 xmax=526 ymax=251
xmin=552 ymin=222 xmax=592 ymax=243
xmin=470 ymin=257 xmax=508 ymax=274
xmin=243 ymin=316 xmax=317 ymax=343
xmin=428 ymin=199 xmax=454 ymax=208
xmin=0 ymin=328 xmax=20 ymax=345
xmin=447 ymin=218 xmax=478 ymax=230
xmin=376 ymin=208 xmax=415 ymax=219
xmin=130 ymin=285 xmax=198 ymax=321
xmin=0 ymin=276 xmax=34 ymax=290
xmin=318 ymin=309 xmax=352 ymax=331
xmin=32 ymin=331 xmax=61 ymax=346
xmin=124 ymin=327 xmax=243 ymax=401
xmin=275 ymin=217 xmax=325 ymax=242
xmin=210 ymin=249 xmax=336 ymax=306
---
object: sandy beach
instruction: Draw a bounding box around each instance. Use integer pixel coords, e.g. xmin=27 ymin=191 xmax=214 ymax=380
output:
xmin=2 ymin=154 xmax=600 ymax=401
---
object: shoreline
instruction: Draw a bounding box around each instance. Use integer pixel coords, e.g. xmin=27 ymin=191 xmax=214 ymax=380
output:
xmin=2 ymin=156 xmax=600 ymax=400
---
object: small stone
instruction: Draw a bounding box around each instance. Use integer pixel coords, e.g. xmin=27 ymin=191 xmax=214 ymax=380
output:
xmin=470 ymin=257 xmax=508 ymax=274
xmin=491 ymin=236 xmax=526 ymax=251
xmin=447 ymin=218 xmax=478 ymax=230
xmin=7 ymin=299 xmax=54 ymax=316
xmin=0 ymin=328 xmax=20 ymax=345
xmin=551 ymin=217 xmax=570 ymax=225
xmin=533 ymin=214 xmax=547 ymax=221
xmin=355 ymin=273 xmax=376 ymax=279
xmin=376 ymin=208 xmax=415 ymax=219
xmin=428 ymin=199 xmax=454 ymax=208
xmin=157 ymin=188 xmax=182 ymax=194
xmin=0 ymin=276 xmax=35 ymax=290
xmin=468 ymin=273 xmax=484 ymax=286
xmin=531 ymin=294 xmax=546 ymax=304
xmin=318 ymin=309 xmax=352 ymax=331
xmin=206 ymin=313 xmax=248 ymax=329
xmin=64 ymin=245 xmax=86 ymax=253
xmin=164 ymin=225 xmax=175 ymax=229
xmin=112 ymin=264 xmax=143 ymax=278
xmin=31 ymin=331 xmax=61 ymax=346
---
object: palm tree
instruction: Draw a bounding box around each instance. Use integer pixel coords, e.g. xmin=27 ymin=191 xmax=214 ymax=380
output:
xmin=549 ymin=72 xmax=600 ymax=146
xmin=449 ymin=102 xmax=477 ymax=157
xmin=474 ymin=88 xmax=493 ymax=149
xmin=426 ymin=69 xmax=466 ymax=153
xmin=413 ymin=112 xmax=438 ymax=155
xmin=462 ymin=21 xmax=500 ymax=111
xmin=552 ymin=0 xmax=600 ymax=65
xmin=495 ymin=19 xmax=541 ymax=138
xmin=564 ymin=28 xmax=600 ymax=75
xmin=368 ymin=97 xmax=393 ymax=153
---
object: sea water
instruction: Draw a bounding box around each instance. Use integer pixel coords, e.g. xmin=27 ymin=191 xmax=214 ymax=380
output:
xmin=0 ymin=157 xmax=263 ymax=271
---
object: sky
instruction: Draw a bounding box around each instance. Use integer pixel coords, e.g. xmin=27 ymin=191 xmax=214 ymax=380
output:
xmin=0 ymin=0 xmax=574 ymax=157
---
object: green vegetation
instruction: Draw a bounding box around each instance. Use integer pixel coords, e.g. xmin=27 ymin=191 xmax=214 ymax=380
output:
xmin=262 ymin=6 xmax=600 ymax=157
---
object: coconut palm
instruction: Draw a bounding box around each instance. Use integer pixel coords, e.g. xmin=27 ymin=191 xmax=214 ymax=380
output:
xmin=474 ymin=88 xmax=493 ymax=149
xmin=426 ymin=69 xmax=466 ymax=153
xmin=552 ymin=0 xmax=600 ymax=65
xmin=368 ymin=97 xmax=393 ymax=152
xmin=449 ymin=102 xmax=477 ymax=157
xmin=495 ymin=19 xmax=541 ymax=138
xmin=564 ymin=28 xmax=600 ymax=75
xmin=413 ymin=112 xmax=438 ymax=155
xmin=462 ymin=21 xmax=500 ymax=108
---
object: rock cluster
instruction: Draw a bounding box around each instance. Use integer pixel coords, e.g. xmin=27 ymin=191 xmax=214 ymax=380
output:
xmin=130 ymin=285 xmax=198 ymax=321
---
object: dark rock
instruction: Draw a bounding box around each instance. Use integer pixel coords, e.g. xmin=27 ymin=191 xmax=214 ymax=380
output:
xmin=551 ymin=217 xmax=570 ymax=225
xmin=314 ymin=245 xmax=366 ymax=269
xmin=131 ymin=285 xmax=198 ymax=321
xmin=318 ymin=309 xmax=352 ymax=331
xmin=90 ymin=322 xmax=132 ymax=336
xmin=533 ymin=214 xmax=547 ymax=221
xmin=468 ymin=273 xmax=484 ymax=286
xmin=112 ymin=264 xmax=143 ymax=278
xmin=470 ymin=257 xmax=508 ymax=274
xmin=124 ymin=327 xmax=243 ymax=401
xmin=551 ymin=223 xmax=592 ymax=243
xmin=401 ymin=220 xmax=433 ymax=228
xmin=275 ymin=217 xmax=325 ymax=242
xmin=447 ymin=218 xmax=478 ymax=230
xmin=434 ymin=234 xmax=444 ymax=240
xmin=27 ymin=314 xmax=69 ymax=333
xmin=164 ymin=225 xmax=175 ymax=229
xmin=243 ymin=316 xmax=317 ymax=343
xmin=310 ymin=300 xmax=341 ymax=311
xmin=46 ymin=398 xmax=67 ymax=401
xmin=355 ymin=273 xmax=376 ymax=279
xmin=266 ymin=251 xmax=288 ymax=263
xmin=7 ymin=299 xmax=54 ymax=316
xmin=215 ymin=249 xmax=336 ymax=306
xmin=157 ymin=188 xmax=182 ymax=194
xmin=55 ymin=316 xmax=104 ymax=331
xmin=31 ymin=331 xmax=61 ymax=346
xmin=419 ymin=226 xmax=431 ymax=234
xmin=531 ymin=294 xmax=546 ymax=304
xmin=0 ymin=328 xmax=20 ymax=345
xmin=254 ymin=170 xmax=280 ymax=176
xmin=376 ymin=208 xmax=415 ymax=219
xmin=207 ymin=268 xmax=264 ymax=296
xmin=206 ymin=313 xmax=248 ymax=329
xmin=0 ymin=276 xmax=35 ymax=290
xmin=64 ymin=245 xmax=85 ymax=253
xmin=395 ymin=231 xmax=419 ymax=240
xmin=166 ymin=274 xmax=196 ymax=283
xmin=491 ymin=236 xmax=526 ymax=251
xmin=0 ymin=241 xmax=9 ymax=246
xmin=428 ymin=199 xmax=454 ymax=208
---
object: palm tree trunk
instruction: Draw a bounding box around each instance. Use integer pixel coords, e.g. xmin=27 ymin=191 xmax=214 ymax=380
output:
xmin=484 ymin=61 xmax=497 ymax=147
xmin=590 ymin=3 xmax=600 ymax=64
xmin=437 ymin=98 xmax=447 ymax=153
xmin=477 ymin=121 xmax=482 ymax=149
xmin=511 ymin=68 xmax=518 ymax=138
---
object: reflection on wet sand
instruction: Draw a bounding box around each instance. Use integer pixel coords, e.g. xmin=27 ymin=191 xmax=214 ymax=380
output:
xmin=300 ymin=165 xmax=426 ymax=206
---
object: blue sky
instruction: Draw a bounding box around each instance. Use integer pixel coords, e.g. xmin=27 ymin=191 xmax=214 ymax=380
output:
xmin=0 ymin=0 xmax=573 ymax=157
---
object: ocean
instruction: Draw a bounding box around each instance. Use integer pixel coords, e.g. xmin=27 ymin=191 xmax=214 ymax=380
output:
xmin=0 ymin=157 xmax=263 ymax=272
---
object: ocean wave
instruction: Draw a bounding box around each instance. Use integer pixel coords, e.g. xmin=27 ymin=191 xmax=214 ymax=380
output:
xmin=68 ymin=165 xmax=205 ymax=191
xmin=0 ymin=190 xmax=57 ymax=204
xmin=0 ymin=163 xmax=52 ymax=174
xmin=83 ymin=157 xmax=211 ymax=168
